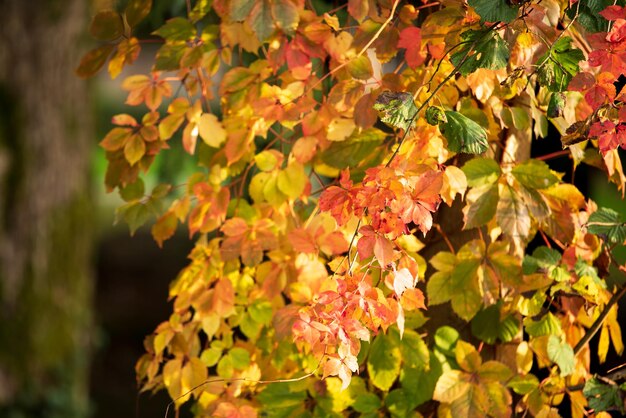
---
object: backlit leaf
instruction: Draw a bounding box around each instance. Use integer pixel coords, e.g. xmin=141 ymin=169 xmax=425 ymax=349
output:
xmin=441 ymin=111 xmax=488 ymax=154
xmin=450 ymin=29 xmax=509 ymax=76
xmin=546 ymin=335 xmax=575 ymax=376
xmin=497 ymin=184 xmax=531 ymax=240
xmin=462 ymin=158 xmax=501 ymax=187
xmin=198 ymin=113 xmax=227 ymax=148
xmin=512 ymin=160 xmax=559 ymax=190
xmin=368 ymin=332 xmax=401 ymax=391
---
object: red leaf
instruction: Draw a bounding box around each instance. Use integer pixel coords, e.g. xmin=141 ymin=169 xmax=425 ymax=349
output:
xmin=398 ymin=27 xmax=425 ymax=68
xmin=288 ymin=228 xmax=317 ymax=253
xmin=568 ymin=72 xmax=595 ymax=92
xmin=374 ymin=235 xmax=394 ymax=267
xmin=600 ymin=5 xmax=626 ymax=21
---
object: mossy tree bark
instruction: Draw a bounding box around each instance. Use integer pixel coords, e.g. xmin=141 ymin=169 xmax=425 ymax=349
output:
xmin=0 ymin=0 xmax=94 ymax=416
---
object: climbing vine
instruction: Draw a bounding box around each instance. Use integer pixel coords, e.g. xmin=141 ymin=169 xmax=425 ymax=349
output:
xmin=79 ymin=0 xmax=626 ymax=416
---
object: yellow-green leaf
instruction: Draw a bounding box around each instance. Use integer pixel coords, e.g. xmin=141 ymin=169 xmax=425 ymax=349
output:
xmin=277 ymin=163 xmax=307 ymax=199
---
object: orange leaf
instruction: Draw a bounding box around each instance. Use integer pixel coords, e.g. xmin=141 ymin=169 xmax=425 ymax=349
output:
xmin=398 ymin=27 xmax=425 ymax=68
xmin=151 ymin=211 xmax=178 ymax=247
xmin=212 ymin=278 xmax=235 ymax=317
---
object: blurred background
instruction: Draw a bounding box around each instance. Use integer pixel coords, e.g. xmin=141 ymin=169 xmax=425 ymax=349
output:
xmin=0 ymin=1 xmax=625 ymax=417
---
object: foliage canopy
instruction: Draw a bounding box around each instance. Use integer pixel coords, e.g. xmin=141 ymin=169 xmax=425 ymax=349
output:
xmin=79 ymin=0 xmax=626 ymax=416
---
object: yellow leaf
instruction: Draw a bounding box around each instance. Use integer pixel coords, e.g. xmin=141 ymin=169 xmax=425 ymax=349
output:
xmin=181 ymin=358 xmax=208 ymax=400
xmin=607 ymin=305 xmax=624 ymax=356
xmin=198 ymin=113 xmax=227 ymax=148
xmin=124 ymin=134 xmax=146 ymax=165
xmin=516 ymin=341 xmax=533 ymax=374
xmin=433 ymin=370 xmax=471 ymax=403
xmin=455 ymin=340 xmax=482 ymax=372
xmin=163 ymin=358 xmax=183 ymax=402
xmin=277 ymin=163 xmax=307 ymax=199
xmin=327 ymin=118 xmax=356 ymax=141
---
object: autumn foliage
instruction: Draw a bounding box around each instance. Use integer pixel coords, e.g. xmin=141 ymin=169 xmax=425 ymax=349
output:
xmin=79 ymin=0 xmax=626 ymax=416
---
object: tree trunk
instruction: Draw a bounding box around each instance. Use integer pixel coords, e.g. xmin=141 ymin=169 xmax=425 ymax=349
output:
xmin=0 ymin=0 xmax=93 ymax=416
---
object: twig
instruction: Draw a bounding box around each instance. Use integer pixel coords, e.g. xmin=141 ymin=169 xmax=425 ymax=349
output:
xmin=164 ymin=362 xmax=323 ymax=418
xmin=386 ymin=22 xmax=503 ymax=167
xmin=574 ymin=283 xmax=626 ymax=355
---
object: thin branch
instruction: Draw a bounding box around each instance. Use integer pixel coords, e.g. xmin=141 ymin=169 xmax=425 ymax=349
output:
xmin=306 ymin=0 xmax=401 ymax=94
xmin=386 ymin=22 xmax=503 ymax=167
xmin=574 ymin=283 xmax=626 ymax=355
xmin=164 ymin=364 xmax=322 ymax=418
xmin=536 ymin=150 xmax=571 ymax=161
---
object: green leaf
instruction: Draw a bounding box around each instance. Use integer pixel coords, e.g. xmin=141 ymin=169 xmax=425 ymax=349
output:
xmin=230 ymin=0 xmax=255 ymax=21
xmin=508 ymin=374 xmax=539 ymax=395
xmin=125 ymin=0 xmax=152 ymax=27
xmin=426 ymin=106 xmax=447 ymax=126
xmin=434 ymin=326 xmax=460 ymax=358
xmin=464 ymin=184 xmax=499 ymax=229
xmin=587 ymin=207 xmax=626 ymax=244
xmin=320 ymin=128 xmax=385 ymax=169
xmin=537 ymin=37 xmax=585 ymax=92
xmin=153 ymin=17 xmax=196 ymax=41
xmin=90 ymin=10 xmax=124 ymax=41
xmin=468 ymin=0 xmax=519 ymax=23
xmin=229 ymin=347 xmax=251 ymax=369
xmin=547 ymin=92 xmax=565 ymax=118
xmin=271 ymin=0 xmax=300 ymax=36
xmin=583 ymin=378 xmax=624 ymax=413
xmin=373 ymin=92 xmax=418 ymax=131
xmin=249 ymin=0 xmax=274 ymax=41
xmin=462 ymin=158 xmax=501 ymax=187
xmin=385 ymin=389 xmax=410 ymax=417
xmin=400 ymin=355 xmax=443 ymax=408
xmin=524 ymin=312 xmax=562 ymax=337
xmin=399 ymin=329 xmax=430 ymax=369
xmin=154 ymin=44 xmax=186 ymax=71
xmin=449 ymin=260 xmax=483 ymax=321
xmin=512 ymin=159 xmax=560 ymax=189
xmin=471 ymin=304 xmax=520 ymax=344
xmin=352 ymin=393 xmax=381 ymax=413
xmin=567 ymin=0 xmax=616 ymax=33
xmin=116 ymin=201 xmax=151 ymax=235
xmin=367 ymin=332 xmax=402 ymax=391
xmin=120 ymin=178 xmax=145 ymax=201
xmin=441 ymin=111 xmax=488 ymax=154
xmin=249 ymin=299 xmax=273 ymax=325
xmin=522 ymin=246 xmax=561 ymax=274
xmin=258 ymin=382 xmax=307 ymax=417
xmin=547 ymin=335 xmax=575 ymax=376
xmin=450 ymin=29 xmax=509 ymax=76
